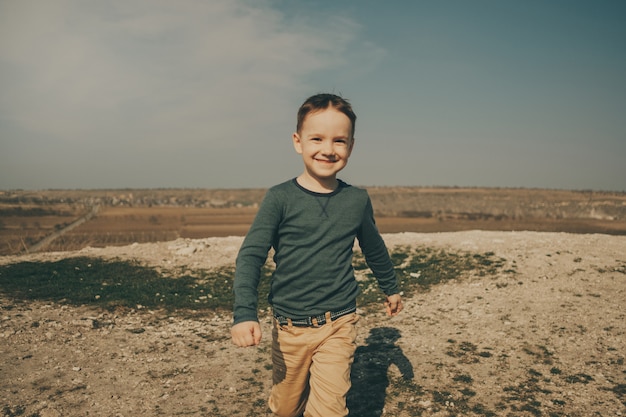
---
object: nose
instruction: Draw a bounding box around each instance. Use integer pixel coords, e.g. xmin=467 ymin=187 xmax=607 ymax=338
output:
xmin=321 ymin=140 xmax=334 ymax=155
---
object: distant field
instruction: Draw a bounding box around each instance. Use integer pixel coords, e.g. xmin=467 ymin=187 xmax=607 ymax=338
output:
xmin=375 ymin=214 xmax=626 ymax=235
xmin=0 ymin=202 xmax=88 ymax=255
xmin=49 ymin=206 xmax=258 ymax=251
xmin=1 ymin=187 xmax=625 ymax=255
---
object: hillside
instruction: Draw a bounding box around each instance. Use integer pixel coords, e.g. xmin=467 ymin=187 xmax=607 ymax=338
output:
xmin=1 ymin=231 xmax=625 ymax=416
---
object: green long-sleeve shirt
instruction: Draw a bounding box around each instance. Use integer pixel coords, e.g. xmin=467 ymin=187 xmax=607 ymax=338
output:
xmin=233 ymin=178 xmax=398 ymax=324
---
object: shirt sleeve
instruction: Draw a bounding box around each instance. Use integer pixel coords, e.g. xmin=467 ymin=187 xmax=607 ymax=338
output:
xmin=233 ymin=191 xmax=281 ymax=324
xmin=357 ymin=196 xmax=399 ymax=296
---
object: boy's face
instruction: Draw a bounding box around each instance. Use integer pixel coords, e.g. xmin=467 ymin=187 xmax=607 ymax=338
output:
xmin=292 ymin=107 xmax=354 ymax=188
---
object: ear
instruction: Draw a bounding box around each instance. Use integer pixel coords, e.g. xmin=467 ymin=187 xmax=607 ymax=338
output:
xmin=347 ymin=136 xmax=355 ymax=156
xmin=292 ymin=132 xmax=303 ymax=154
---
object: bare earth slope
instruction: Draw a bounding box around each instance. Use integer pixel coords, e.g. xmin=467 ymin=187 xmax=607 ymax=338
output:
xmin=1 ymin=231 xmax=625 ymax=416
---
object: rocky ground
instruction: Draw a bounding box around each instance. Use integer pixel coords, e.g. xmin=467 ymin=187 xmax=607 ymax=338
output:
xmin=1 ymin=231 xmax=625 ymax=416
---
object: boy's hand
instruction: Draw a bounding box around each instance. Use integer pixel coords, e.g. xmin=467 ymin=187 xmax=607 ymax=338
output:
xmin=231 ymin=321 xmax=262 ymax=347
xmin=384 ymin=294 xmax=403 ymax=317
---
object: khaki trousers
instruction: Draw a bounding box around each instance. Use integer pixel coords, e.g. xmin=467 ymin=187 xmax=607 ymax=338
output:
xmin=269 ymin=312 xmax=359 ymax=417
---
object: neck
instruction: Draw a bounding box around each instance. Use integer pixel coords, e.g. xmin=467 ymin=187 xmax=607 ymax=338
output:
xmin=296 ymin=174 xmax=338 ymax=193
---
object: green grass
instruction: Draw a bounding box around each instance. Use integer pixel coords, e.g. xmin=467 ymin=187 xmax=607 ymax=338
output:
xmin=356 ymin=246 xmax=513 ymax=309
xmin=0 ymin=257 xmax=244 ymax=313
xmin=0 ymin=246 xmax=512 ymax=315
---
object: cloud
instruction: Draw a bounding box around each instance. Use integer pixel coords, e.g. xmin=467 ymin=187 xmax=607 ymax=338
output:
xmin=0 ymin=0 xmax=362 ymax=152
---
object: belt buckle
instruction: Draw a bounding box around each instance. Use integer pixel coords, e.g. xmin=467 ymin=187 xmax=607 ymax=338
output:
xmin=307 ymin=314 xmax=326 ymax=327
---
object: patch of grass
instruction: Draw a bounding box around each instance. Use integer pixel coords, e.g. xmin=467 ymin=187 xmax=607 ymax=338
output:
xmin=0 ymin=257 xmax=233 ymax=313
xmin=613 ymin=383 xmax=626 ymax=408
xmin=446 ymin=341 xmax=488 ymax=364
xmin=564 ymin=373 xmax=594 ymax=384
xmin=356 ymin=246 xmax=511 ymax=308
xmin=1 ymin=405 xmax=27 ymax=417
xmin=453 ymin=374 xmax=474 ymax=384
xmin=0 ymin=257 xmax=278 ymax=316
xmin=471 ymin=403 xmax=496 ymax=416
xmin=1 ymin=245 xmax=511 ymax=316
xmin=522 ymin=344 xmax=555 ymax=365
xmin=389 ymin=249 xmax=410 ymax=267
xmin=398 ymin=246 xmax=510 ymax=293
xmin=460 ymin=387 xmax=476 ymax=397
xmin=499 ymin=370 xmax=565 ymax=416
xmin=432 ymin=389 xmax=454 ymax=406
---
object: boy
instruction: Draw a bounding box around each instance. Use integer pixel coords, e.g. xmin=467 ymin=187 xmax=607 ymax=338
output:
xmin=231 ymin=93 xmax=403 ymax=417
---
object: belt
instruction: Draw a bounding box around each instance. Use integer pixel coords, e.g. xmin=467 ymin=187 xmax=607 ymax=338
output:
xmin=274 ymin=304 xmax=357 ymax=327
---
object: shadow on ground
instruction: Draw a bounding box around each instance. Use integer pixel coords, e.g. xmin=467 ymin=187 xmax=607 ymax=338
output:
xmin=348 ymin=327 xmax=415 ymax=417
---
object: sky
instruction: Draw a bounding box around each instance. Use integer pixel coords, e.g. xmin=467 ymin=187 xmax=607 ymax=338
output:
xmin=1 ymin=0 xmax=624 ymax=192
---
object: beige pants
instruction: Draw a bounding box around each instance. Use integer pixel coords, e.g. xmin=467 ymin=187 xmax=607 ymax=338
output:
xmin=269 ymin=312 xmax=359 ymax=417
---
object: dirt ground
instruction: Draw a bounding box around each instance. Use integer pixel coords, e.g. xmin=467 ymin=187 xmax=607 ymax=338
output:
xmin=1 ymin=231 xmax=625 ymax=416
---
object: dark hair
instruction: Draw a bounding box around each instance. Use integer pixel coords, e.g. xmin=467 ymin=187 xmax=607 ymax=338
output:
xmin=296 ymin=93 xmax=356 ymax=137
